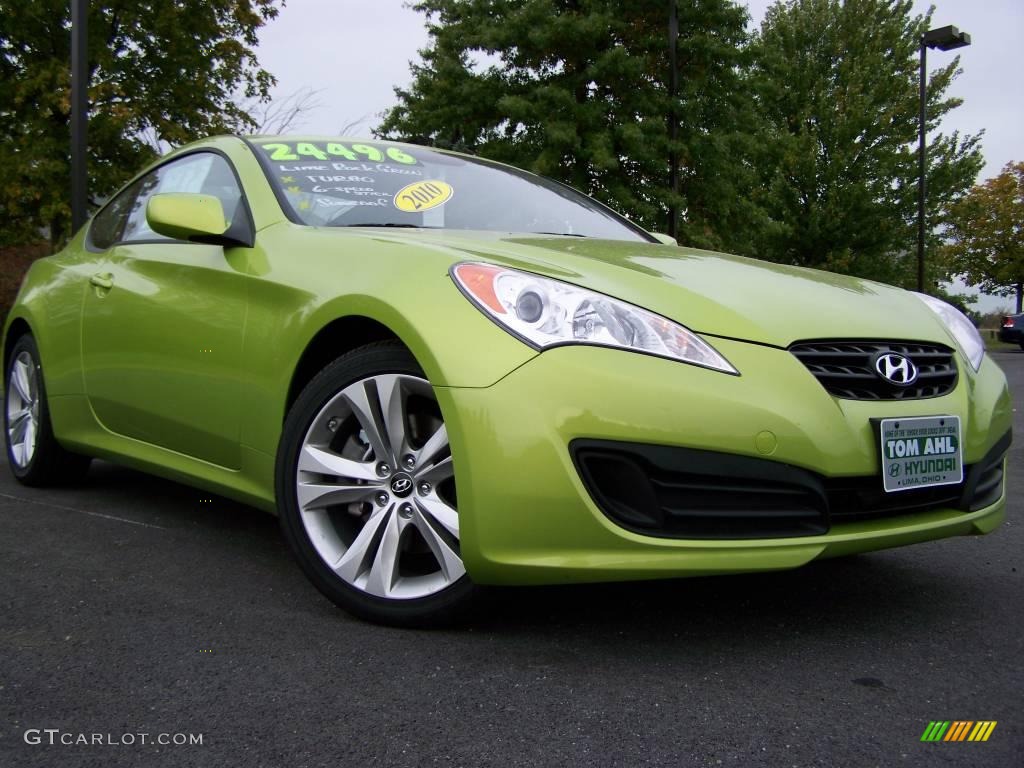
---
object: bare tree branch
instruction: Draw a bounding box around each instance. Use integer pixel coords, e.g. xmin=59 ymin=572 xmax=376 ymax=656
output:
xmin=244 ymin=86 xmax=324 ymax=134
xmin=339 ymin=114 xmax=372 ymax=136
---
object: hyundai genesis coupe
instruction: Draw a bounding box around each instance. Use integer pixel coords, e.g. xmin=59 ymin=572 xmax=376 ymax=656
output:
xmin=3 ymin=136 xmax=1012 ymax=625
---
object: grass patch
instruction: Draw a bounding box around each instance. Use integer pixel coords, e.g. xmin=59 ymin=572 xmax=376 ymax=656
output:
xmin=980 ymin=332 xmax=1019 ymax=352
xmin=985 ymin=340 xmax=1020 ymax=352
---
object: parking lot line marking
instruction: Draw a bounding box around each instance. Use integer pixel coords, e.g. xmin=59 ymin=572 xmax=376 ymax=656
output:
xmin=0 ymin=491 xmax=166 ymax=530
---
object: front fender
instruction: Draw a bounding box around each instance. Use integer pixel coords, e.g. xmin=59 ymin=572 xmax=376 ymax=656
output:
xmin=238 ymin=234 xmax=538 ymax=456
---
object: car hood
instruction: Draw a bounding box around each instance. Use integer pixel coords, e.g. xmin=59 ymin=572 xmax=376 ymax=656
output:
xmin=347 ymin=229 xmax=953 ymax=348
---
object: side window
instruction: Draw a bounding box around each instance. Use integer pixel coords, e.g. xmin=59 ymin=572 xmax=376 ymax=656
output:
xmin=90 ymin=152 xmax=246 ymax=250
xmin=118 ymin=153 xmax=246 ymax=244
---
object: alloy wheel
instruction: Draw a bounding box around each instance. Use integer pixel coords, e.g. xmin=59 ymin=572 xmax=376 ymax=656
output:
xmin=295 ymin=373 xmax=463 ymax=600
xmin=7 ymin=351 xmax=39 ymax=468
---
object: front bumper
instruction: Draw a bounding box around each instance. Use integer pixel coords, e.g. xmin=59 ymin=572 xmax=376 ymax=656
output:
xmin=437 ymin=338 xmax=1012 ymax=586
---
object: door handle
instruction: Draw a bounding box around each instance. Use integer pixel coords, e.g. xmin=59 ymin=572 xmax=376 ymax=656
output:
xmin=90 ymin=273 xmax=114 ymax=290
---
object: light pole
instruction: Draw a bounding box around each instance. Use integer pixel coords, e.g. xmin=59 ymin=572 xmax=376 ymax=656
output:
xmin=917 ymin=25 xmax=970 ymax=292
xmin=71 ymin=0 xmax=88 ymax=234
xmin=667 ymin=0 xmax=679 ymax=239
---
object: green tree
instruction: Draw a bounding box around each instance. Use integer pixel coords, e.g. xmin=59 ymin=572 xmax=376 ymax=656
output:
xmin=943 ymin=162 xmax=1024 ymax=313
xmin=0 ymin=0 xmax=281 ymax=249
xmin=377 ymin=0 xmax=763 ymax=253
xmin=750 ymin=0 xmax=983 ymax=285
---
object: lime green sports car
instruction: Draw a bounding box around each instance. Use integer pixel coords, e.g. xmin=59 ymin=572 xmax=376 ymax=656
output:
xmin=3 ymin=135 xmax=1012 ymax=625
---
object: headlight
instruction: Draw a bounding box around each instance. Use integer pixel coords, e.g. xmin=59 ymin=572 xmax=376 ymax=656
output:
xmin=914 ymin=292 xmax=985 ymax=371
xmin=451 ymin=262 xmax=738 ymax=374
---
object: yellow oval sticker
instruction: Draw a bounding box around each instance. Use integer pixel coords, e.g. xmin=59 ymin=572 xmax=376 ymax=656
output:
xmin=394 ymin=180 xmax=453 ymax=213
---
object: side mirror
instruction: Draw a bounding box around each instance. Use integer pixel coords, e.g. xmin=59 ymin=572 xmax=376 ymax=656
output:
xmin=147 ymin=193 xmax=234 ymax=244
xmin=649 ymin=232 xmax=678 ymax=246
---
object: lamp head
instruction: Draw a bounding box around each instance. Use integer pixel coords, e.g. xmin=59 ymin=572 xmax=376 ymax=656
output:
xmin=923 ymin=25 xmax=971 ymax=51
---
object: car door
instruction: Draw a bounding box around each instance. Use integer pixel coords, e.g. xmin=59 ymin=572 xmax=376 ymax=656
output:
xmin=81 ymin=151 xmax=252 ymax=469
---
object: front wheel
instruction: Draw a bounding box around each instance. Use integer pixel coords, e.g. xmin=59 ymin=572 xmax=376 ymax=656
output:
xmin=275 ymin=342 xmax=473 ymax=626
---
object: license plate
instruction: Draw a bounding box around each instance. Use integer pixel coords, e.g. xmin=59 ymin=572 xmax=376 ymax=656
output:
xmin=879 ymin=416 xmax=963 ymax=493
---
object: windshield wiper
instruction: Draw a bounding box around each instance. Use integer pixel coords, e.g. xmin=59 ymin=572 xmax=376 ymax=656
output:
xmin=530 ymin=231 xmax=587 ymax=237
xmin=338 ymin=223 xmax=438 ymax=229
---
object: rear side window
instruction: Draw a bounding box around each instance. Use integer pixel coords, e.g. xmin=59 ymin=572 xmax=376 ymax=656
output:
xmin=89 ymin=152 xmax=245 ymax=249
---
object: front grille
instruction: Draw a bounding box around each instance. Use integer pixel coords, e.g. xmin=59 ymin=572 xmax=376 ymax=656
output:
xmin=572 ymin=444 xmax=828 ymax=539
xmin=961 ymin=433 xmax=1009 ymax=511
xmin=825 ymin=478 xmax=963 ymax=523
xmin=571 ymin=434 xmax=1009 ymax=540
xmin=790 ymin=340 xmax=957 ymax=400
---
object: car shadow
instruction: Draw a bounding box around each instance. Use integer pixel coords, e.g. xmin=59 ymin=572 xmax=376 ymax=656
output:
xmin=79 ymin=459 xmax=280 ymax=534
xmin=59 ymin=460 xmax=969 ymax=647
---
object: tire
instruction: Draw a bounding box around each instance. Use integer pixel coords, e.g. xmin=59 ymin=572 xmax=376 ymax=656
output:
xmin=1019 ymin=343 xmax=1024 ymax=351
xmin=4 ymin=334 xmax=91 ymax=485
xmin=276 ymin=341 xmax=475 ymax=627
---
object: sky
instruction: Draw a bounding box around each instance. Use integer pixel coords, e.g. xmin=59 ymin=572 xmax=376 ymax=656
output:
xmin=256 ymin=1 xmax=1023 ymax=310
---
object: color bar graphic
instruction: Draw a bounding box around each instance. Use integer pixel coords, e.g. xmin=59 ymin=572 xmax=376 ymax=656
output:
xmin=921 ymin=720 xmax=996 ymax=742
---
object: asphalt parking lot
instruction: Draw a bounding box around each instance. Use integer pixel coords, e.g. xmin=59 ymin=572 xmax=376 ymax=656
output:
xmin=1 ymin=351 xmax=1021 ymax=768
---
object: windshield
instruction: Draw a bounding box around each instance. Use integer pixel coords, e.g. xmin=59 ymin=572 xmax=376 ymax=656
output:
xmin=251 ymin=138 xmax=651 ymax=242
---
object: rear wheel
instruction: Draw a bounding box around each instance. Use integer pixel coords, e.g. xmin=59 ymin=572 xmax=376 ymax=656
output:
xmin=276 ymin=342 xmax=473 ymax=626
xmin=5 ymin=334 xmax=91 ymax=485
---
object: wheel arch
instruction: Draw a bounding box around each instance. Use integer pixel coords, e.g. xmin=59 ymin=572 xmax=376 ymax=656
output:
xmin=284 ymin=315 xmax=406 ymax=418
xmin=272 ymin=284 xmax=537 ymax=448
xmin=3 ymin=316 xmax=34 ymax=385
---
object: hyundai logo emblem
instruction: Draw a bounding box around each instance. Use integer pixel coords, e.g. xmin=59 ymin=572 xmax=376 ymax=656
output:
xmin=874 ymin=352 xmax=918 ymax=386
xmin=390 ymin=474 xmax=414 ymax=497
